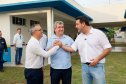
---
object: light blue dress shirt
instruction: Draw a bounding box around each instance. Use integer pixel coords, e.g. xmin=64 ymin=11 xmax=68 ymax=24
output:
xmin=46 ymin=34 xmax=74 ymax=69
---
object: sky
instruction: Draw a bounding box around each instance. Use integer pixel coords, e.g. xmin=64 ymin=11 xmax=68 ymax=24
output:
xmin=74 ymin=0 xmax=126 ymax=7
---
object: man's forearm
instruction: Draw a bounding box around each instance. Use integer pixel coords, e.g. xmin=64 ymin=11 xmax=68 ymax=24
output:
xmin=47 ymin=46 xmax=55 ymax=51
xmin=14 ymin=44 xmax=16 ymax=48
xmin=97 ymin=48 xmax=112 ymax=61
xmin=61 ymin=45 xmax=75 ymax=52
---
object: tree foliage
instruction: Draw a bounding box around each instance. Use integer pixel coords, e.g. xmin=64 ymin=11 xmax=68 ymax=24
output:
xmin=106 ymin=27 xmax=121 ymax=40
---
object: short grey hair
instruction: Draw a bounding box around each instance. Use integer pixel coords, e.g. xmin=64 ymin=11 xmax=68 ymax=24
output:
xmin=54 ymin=21 xmax=64 ymax=28
xmin=29 ymin=24 xmax=40 ymax=36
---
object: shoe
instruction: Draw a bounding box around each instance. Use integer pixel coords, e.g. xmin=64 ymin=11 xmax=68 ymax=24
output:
xmin=3 ymin=60 xmax=7 ymax=63
xmin=19 ymin=63 xmax=23 ymax=65
xmin=0 ymin=70 xmax=4 ymax=72
xmin=16 ymin=64 xmax=19 ymax=65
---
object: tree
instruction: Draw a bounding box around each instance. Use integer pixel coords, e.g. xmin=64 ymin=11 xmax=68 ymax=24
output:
xmin=106 ymin=27 xmax=121 ymax=40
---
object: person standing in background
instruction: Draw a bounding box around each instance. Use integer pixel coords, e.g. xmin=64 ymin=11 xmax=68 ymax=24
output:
xmin=13 ymin=28 xmax=26 ymax=65
xmin=40 ymin=33 xmax=48 ymax=74
xmin=40 ymin=33 xmax=47 ymax=50
xmin=0 ymin=30 xmax=8 ymax=72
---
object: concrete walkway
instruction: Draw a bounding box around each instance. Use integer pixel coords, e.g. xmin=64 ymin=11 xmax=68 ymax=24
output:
xmin=111 ymin=47 xmax=126 ymax=52
xmin=3 ymin=60 xmax=25 ymax=67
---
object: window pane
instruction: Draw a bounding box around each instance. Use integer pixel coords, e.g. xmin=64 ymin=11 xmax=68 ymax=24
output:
xmin=16 ymin=17 xmax=18 ymax=24
xmin=23 ymin=19 xmax=26 ymax=26
xmin=12 ymin=16 xmax=16 ymax=24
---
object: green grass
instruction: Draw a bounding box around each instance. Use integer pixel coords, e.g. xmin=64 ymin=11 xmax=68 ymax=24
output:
xmin=105 ymin=52 xmax=126 ymax=84
xmin=0 ymin=52 xmax=126 ymax=84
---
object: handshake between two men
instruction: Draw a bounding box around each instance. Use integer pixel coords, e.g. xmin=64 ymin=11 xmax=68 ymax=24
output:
xmin=52 ymin=40 xmax=75 ymax=53
xmin=53 ymin=40 xmax=62 ymax=48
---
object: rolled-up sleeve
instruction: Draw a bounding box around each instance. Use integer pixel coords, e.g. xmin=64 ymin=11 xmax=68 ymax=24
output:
xmin=99 ymin=32 xmax=112 ymax=49
xmin=71 ymin=38 xmax=78 ymax=52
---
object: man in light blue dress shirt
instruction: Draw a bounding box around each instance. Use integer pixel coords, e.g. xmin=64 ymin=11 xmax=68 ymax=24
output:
xmin=46 ymin=21 xmax=74 ymax=84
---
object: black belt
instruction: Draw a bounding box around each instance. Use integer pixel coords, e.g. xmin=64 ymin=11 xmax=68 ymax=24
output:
xmin=85 ymin=62 xmax=91 ymax=65
xmin=25 ymin=67 xmax=42 ymax=70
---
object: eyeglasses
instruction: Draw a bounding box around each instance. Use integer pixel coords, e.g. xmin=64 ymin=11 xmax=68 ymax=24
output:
xmin=35 ymin=29 xmax=43 ymax=31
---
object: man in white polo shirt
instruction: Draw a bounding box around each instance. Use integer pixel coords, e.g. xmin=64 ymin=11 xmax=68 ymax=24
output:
xmin=58 ymin=15 xmax=112 ymax=84
xmin=13 ymin=28 xmax=26 ymax=65
xmin=24 ymin=24 xmax=59 ymax=84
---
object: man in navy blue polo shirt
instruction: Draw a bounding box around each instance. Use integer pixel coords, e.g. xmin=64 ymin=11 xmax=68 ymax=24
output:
xmin=0 ymin=30 xmax=8 ymax=72
xmin=46 ymin=21 xmax=74 ymax=84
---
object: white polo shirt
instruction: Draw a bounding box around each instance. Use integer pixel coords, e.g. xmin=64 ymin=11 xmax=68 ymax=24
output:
xmin=71 ymin=27 xmax=112 ymax=63
xmin=25 ymin=36 xmax=59 ymax=69
xmin=13 ymin=33 xmax=24 ymax=48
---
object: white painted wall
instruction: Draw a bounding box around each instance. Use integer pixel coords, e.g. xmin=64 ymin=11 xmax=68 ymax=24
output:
xmin=0 ymin=7 xmax=49 ymax=63
xmin=0 ymin=14 xmax=10 ymax=45
xmin=115 ymin=38 xmax=124 ymax=42
xmin=65 ymin=0 xmax=84 ymax=13
xmin=83 ymin=3 xmax=126 ymax=23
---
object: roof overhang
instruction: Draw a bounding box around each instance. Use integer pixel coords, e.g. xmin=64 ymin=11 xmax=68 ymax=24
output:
xmin=0 ymin=0 xmax=93 ymax=21
xmin=98 ymin=28 xmax=110 ymax=32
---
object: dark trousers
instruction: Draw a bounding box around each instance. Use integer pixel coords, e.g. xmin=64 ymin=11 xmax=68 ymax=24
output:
xmin=0 ymin=50 xmax=3 ymax=70
xmin=15 ymin=48 xmax=22 ymax=64
xmin=50 ymin=67 xmax=72 ymax=84
xmin=24 ymin=68 xmax=43 ymax=84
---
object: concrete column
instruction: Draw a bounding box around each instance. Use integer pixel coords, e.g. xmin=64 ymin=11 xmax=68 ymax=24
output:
xmin=47 ymin=7 xmax=54 ymax=64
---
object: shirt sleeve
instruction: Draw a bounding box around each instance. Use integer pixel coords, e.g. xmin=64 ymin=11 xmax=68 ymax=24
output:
xmin=13 ymin=35 xmax=17 ymax=44
xmin=99 ymin=32 xmax=112 ymax=49
xmin=31 ymin=44 xmax=59 ymax=58
xmin=46 ymin=37 xmax=52 ymax=51
xmin=44 ymin=35 xmax=48 ymax=49
xmin=69 ymin=37 xmax=74 ymax=46
xmin=4 ymin=38 xmax=8 ymax=52
xmin=71 ymin=37 xmax=78 ymax=52
xmin=44 ymin=35 xmax=48 ymax=44
xmin=22 ymin=35 xmax=24 ymax=42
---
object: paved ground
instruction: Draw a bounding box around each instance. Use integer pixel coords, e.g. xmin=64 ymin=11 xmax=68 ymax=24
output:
xmin=111 ymin=47 xmax=126 ymax=52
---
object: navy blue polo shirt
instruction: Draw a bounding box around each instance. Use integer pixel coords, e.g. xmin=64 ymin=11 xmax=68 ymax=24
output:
xmin=0 ymin=37 xmax=8 ymax=52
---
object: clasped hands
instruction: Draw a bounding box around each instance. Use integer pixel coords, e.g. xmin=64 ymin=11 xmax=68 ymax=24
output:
xmin=53 ymin=40 xmax=62 ymax=48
